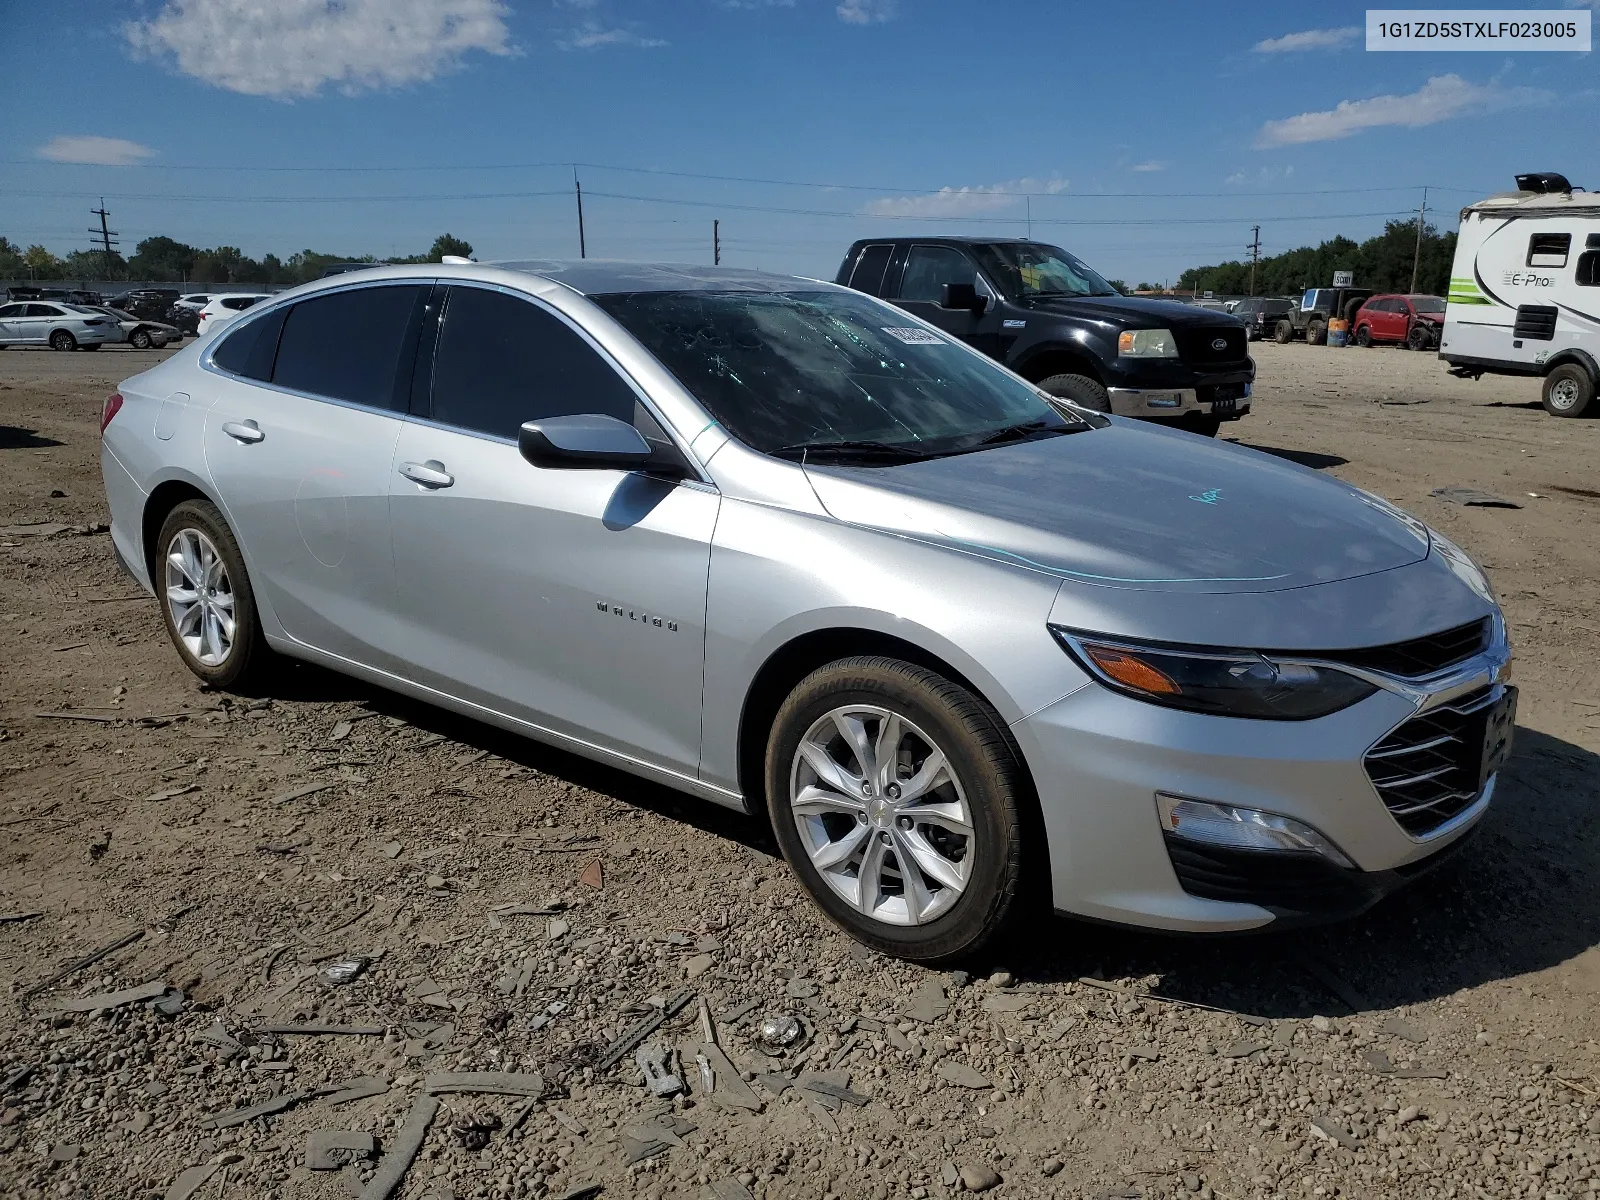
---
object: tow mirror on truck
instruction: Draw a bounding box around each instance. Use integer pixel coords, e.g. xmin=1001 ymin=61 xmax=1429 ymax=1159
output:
xmin=940 ymin=282 xmax=988 ymax=314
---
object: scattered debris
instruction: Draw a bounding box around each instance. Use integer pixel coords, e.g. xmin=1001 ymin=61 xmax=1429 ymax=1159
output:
xmin=49 ymin=979 xmax=170 ymax=1014
xmin=20 ymin=928 xmax=143 ymax=1004
xmin=307 ymin=1130 xmax=376 ymax=1170
xmin=905 ymin=981 xmax=949 ymax=1023
xmin=262 ymin=1023 xmax=385 ymax=1037
xmin=935 ymin=1061 xmax=990 ymax=1089
xmin=1431 ymin=486 xmax=1522 ymax=509
xmin=317 ymin=958 xmax=367 ymax=987
xmin=960 ymin=1163 xmax=1003 ymax=1192
xmin=359 ymin=1094 xmax=438 ymax=1200
xmin=141 ymin=784 xmax=200 ymax=803
xmin=637 ymin=1042 xmax=684 ymax=1097
xmin=1220 ymin=1038 xmax=1267 ymax=1059
xmin=163 ymin=1163 xmax=220 ymax=1200
xmin=704 ymin=1180 xmax=755 ymax=1200
xmin=699 ymin=1042 xmax=761 ymax=1111
xmin=1378 ymin=1015 xmax=1428 ymax=1043
xmin=756 ymin=1013 xmax=802 ymax=1054
xmin=452 ymin=1110 xmax=502 ymax=1151
xmin=202 ymin=1089 xmax=317 ymax=1129
xmin=799 ymin=1073 xmax=870 ymax=1107
xmin=0 ymin=911 xmax=43 ymax=924
xmin=322 ymin=1077 xmax=390 ymax=1106
xmin=273 ymin=781 xmax=340 ymax=805
xmin=578 ymin=859 xmax=604 ymax=889
xmin=424 ymin=1070 xmax=547 ymax=1098
xmin=598 ymin=988 xmax=695 ymax=1071
xmin=1310 ymin=1114 xmax=1361 ymax=1150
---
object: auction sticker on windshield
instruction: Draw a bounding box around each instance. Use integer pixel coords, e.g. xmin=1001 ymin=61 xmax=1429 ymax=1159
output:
xmin=882 ymin=327 xmax=945 ymax=345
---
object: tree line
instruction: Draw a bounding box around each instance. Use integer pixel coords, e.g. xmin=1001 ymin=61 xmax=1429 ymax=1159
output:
xmin=1171 ymin=220 xmax=1458 ymax=298
xmin=0 ymin=233 xmax=474 ymax=285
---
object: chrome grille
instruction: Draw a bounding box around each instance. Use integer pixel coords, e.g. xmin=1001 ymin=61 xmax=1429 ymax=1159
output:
xmin=1364 ymin=687 xmax=1498 ymax=837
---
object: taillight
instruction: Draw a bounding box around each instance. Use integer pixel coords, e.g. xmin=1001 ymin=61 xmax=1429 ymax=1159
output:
xmin=101 ymin=393 xmax=123 ymax=434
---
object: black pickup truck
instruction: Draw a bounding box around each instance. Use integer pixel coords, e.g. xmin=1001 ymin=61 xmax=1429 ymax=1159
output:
xmin=835 ymin=237 xmax=1253 ymax=435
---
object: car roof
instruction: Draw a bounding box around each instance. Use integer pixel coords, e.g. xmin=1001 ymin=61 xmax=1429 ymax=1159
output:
xmin=492 ymin=260 xmax=832 ymax=295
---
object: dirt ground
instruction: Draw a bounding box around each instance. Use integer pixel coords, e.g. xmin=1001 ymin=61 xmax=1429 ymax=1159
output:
xmin=2 ymin=339 xmax=1598 ymax=1200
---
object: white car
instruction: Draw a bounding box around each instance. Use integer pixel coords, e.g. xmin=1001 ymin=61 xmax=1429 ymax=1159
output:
xmin=174 ymin=292 xmax=222 ymax=313
xmin=196 ymin=294 xmax=272 ymax=337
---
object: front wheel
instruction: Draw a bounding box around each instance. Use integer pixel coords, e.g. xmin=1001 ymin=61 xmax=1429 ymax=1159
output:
xmin=1543 ymin=363 xmax=1597 ymax=418
xmin=50 ymin=330 xmax=76 ymax=351
xmin=765 ymin=657 xmax=1027 ymax=963
xmin=1407 ymin=323 xmax=1433 ymax=352
xmin=155 ymin=499 xmax=273 ymax=689
xmin=1036 ymin=372 xmax=1111 ymax=413
xmin=1307 ymin=320 xmax=1327 ymax=346
xmin=130 ymin=329 xmax=152 ymax=350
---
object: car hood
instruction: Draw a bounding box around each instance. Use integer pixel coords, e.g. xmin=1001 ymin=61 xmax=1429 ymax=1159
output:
xmin=1018 ymin=293 xmax=1244 ymax=329
xmin=802 ymin=422 xmax=1430 ymax=595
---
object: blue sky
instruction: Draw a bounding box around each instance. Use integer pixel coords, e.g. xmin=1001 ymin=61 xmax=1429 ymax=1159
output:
xmin=2 ymin=0 xmax=1595 ymax=285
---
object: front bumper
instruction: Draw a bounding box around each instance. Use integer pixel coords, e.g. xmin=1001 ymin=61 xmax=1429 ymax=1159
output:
xmin=1012 ymin=636 xmax=1510 ymax=932
xmin=1106 ymin=385 xmax=1252 ymax=421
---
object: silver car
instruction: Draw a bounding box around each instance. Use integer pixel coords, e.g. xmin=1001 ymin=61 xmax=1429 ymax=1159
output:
xmin=0 ymin=300 xmax=119 ymax=350
xmin=99 ymin=263 xmax=1513 ymax=961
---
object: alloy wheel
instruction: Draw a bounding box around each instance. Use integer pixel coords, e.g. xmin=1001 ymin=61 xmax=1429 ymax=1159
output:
xmin=788 ymin=704 xmax=974 ymax=926
xmin=164 ymin=527 xmax=236 ymax=667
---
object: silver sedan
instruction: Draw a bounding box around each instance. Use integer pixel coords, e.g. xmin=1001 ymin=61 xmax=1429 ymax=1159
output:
xmin=0 ymin=300 xmax=120 ymax=350
xmin=99 ymin=262 xmax=1512 ymax=961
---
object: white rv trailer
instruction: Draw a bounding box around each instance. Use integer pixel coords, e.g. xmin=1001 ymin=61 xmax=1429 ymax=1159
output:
xmin=1440 ymin=172 xmax=1599 ymax=418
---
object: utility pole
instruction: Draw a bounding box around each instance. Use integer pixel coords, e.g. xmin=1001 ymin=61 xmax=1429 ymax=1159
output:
xmin=89 ymin=200 xmax=119 ymax=281
xmin=1026 ymin=196 xmax=1032 ymax=240
xmin=1409 ymin=186 xmax=1429 ymax=294
xmin=1247 ymin=225 xmax=1262 ymax=296
xmin=713 ymin=219 xmax=720 ymax=267
xmin=574 ymin=170 xmax=587 ymax=259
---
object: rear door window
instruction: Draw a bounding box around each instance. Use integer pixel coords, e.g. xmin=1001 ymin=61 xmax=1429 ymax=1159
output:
xmin=222 ymin=296 xmax=260 ymax=311
xmin=847 ymin=244 xmax=894 ymax=295
xmin=211 ymin=306 xmax=289 ymax=382
xmin=271 ymin=284 xmax=426 ymax=410
xmin=27 ymin=305 xmax=63 ymax=317
xmin=896 ymin=246 xmax=977 ymax=303
xmin=426 ymin=286 xmax=638 ymax=440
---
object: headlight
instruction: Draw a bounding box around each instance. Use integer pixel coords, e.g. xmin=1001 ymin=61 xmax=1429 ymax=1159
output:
xmin=1117 ymin=328 xmax=1178 ymax=358
xmin=1052 ymin=628 xmax=1377 ymax=720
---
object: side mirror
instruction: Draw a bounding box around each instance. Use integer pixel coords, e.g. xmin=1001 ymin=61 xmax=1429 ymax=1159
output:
xmin=518 ymin=414 xmax=653 ymax=470
xmin=940 ymin=282 xmax=988 ymax=314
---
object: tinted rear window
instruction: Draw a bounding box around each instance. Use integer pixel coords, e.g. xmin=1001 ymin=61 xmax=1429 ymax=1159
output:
xmin=272 ymin=285 xmax=425 ymax=410
xmin=212 ymin=306 xmax=289 ymax=382
xmin=221 ymin=296 xmax=260 ymax=311
xmin=427 ymin=286 xmax=638 ymax=439
xmin=847 ymin=244 xmax=893 ymax=295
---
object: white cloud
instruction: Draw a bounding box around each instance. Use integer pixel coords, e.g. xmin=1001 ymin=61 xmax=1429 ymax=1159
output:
xmin=1225 ymin=164 xmax=1295 ymax=186
xmin=559 ymin=22 xmax=668 ymax=48
xmin=1255 ymin=74 xmax=1549 ymax=147
xmin=124 ymin=0 xmax=514 ymax=99
xmin=864 ymin=177 xmax=1068 ymax=219
xmin=1252 ymin=26 xmax=1360 ymax=53
xmin=1130 ymin=161 xmax=1165 ymax=173
xmin=37 ymin=135 xmax=156 ymax=166
xmin=837 ymin=0 xmax=895 ymax=24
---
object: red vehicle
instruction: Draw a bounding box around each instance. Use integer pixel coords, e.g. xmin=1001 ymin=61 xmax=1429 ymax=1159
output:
xmin=1352 ymin=293 xmax=1445 ymax=351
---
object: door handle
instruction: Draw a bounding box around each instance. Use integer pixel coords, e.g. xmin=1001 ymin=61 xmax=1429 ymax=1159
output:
xmin=400 ymin=460 xmax=454 ymax=489
xmin=221 ymin=420 xmax=264 ymax=444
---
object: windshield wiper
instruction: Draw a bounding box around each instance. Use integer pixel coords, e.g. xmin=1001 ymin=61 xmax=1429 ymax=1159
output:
xmin=770 ymin=438 xmax=933 ymax=463
xmin=1027 ymin=289 xmax=1117 ymax=299
xmin=971 ymin=419 xmax=1085 ymax=448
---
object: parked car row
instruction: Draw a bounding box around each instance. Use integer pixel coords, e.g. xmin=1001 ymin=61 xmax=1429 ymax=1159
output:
xmin=0 ymin=299 xmax=184 ymax=351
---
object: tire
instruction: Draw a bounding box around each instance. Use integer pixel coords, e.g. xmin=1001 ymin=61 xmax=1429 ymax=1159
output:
xmin=1542 ymin=363 xmax=1597 ymax=418
xmin=50 ymin=329 xmax=76 ymax=351
xmin=1036 ymin=372 xmax=1111 ymax=413
xmin=1307 ymin=319 xmax=1327 ymax=346
xmin=765 ymin=656 xmax=1027 ymax=963
xmin=154 ymin=499 xmax=273 ymax=689
xmin=1183 ymin=414 xmax=1223 ymax=437
xmin=130 ymin=329 xmax=151 ymax=350
xmin=1273 ymin=319 xmax=1293 ymax=344
xmin=1407 ymin=323 xmax=1433 ymax=352
xmin=1354 ymin=325 xmax=1372 ymax=348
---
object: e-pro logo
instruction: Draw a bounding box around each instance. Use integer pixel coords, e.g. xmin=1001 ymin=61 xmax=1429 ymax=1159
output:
xmin=1501 ymin=270 xmax=1554 ymax=288
xmin=1189 ymin=488 xmax=1222 ymax=505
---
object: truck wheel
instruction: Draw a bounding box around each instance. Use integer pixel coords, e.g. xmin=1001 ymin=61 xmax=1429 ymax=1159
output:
xmin=1307 ymin=320 xmax=1327 ymax=346
xmin=1354 ymin=325 xmax=1372 ymax=347
xmin=1037 ymin=373 xmax=1111 ymax=413
xmin=1273 ymin=319 xmax=1293 ymax=344
xmin=1543 ymin=364 xmax=1597 ymax=418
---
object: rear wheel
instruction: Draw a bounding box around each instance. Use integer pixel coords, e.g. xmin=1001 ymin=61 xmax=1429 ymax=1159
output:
xmin=765 ymin=657 xmax=1026 ymax=963
xmin=49 ymin=330 xmax=76 ymax=351
xmin=1354 ymin=324 xmax=1372 ymax=347
xmin=1273 ymin=319 xmax=1293 ymax=344
xmin=155 ymin=500 xmax=273 ymax=689
xmin=1543 ymin=363 xmax=1597 ymax=418
xmin=1307 ymin=319 xmax=1327 ymax=346
xmin=1037 ymin=372 xmax=1111 ymax=413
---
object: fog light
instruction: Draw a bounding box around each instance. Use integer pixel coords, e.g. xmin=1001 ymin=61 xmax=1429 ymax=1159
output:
xmin=1156 ymin=793 xmax=1353 ymax=868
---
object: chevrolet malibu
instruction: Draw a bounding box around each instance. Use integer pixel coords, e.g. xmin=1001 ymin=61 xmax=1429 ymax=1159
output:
xmin=99 ymin=262 xmax=1514 ymax=962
